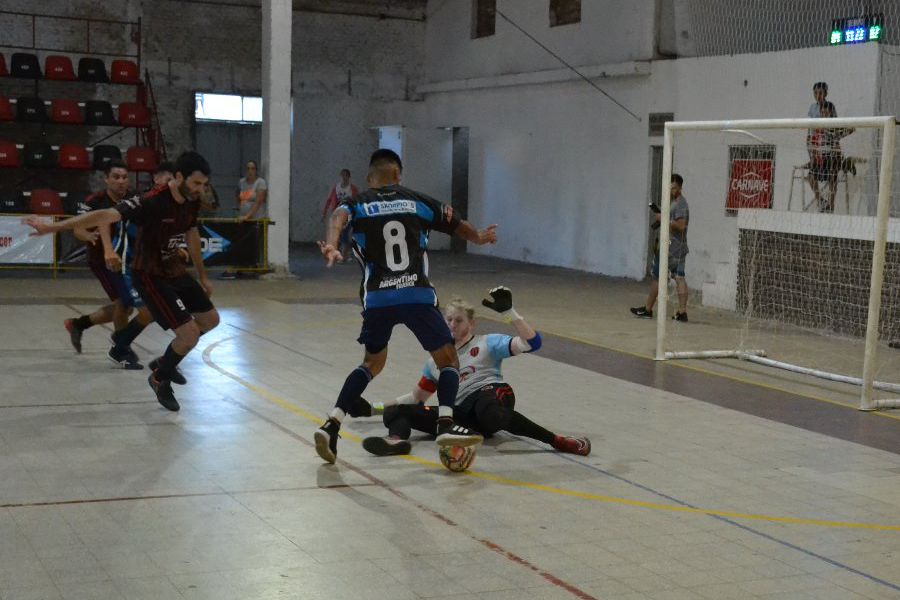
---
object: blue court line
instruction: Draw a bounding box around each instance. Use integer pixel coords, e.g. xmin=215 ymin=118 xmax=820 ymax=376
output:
xmin=516 ymin=436 xmax=900 ymax=593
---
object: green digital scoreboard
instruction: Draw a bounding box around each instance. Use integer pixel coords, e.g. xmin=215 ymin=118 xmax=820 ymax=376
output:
xmin=830 ymin=15 xmax=883 ymax=45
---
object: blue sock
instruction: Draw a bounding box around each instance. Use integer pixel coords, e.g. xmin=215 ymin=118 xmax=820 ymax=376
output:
xmin=436 ymin=367 xmax=459 ymax=418
xmin=334 ymin=367 xmax=373 ymax=420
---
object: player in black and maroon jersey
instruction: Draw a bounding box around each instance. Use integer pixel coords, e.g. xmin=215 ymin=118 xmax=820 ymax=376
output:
xmin=64 ymin=160 xmax=143 ymax=368
xmin=24 ymin=152 xmax=220 ymax=412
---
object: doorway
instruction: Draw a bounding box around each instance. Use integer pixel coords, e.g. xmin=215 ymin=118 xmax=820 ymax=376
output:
xmin=647 ymin=145 xmax=663 ymax=277
xmin=195 ymin=122 xmax=262 ymax=217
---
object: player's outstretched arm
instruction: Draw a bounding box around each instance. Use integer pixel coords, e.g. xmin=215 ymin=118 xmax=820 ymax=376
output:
xmin=23 ymin=208 xmax=121 ymax=237
xmin=482 ymin=286 xmax=541 ymax=354
xmin=318 ymin=207 xmax=349 ymax=266
xmin=453 ymin=220 xmax=497 ymax=245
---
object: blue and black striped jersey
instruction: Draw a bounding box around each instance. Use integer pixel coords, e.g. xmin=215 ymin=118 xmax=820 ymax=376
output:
xmin=338 ymin=184 xmax=460 ymax=309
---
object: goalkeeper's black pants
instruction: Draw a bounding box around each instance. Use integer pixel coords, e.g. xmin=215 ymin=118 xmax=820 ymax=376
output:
xmin=383 ymin=382 xmax=555 ymax=445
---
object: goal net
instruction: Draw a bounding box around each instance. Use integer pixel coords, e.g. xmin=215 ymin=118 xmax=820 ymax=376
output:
xmin=655 ymin=117 xmax=900 ymax=411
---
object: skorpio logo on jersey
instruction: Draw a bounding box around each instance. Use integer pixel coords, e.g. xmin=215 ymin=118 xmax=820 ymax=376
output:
xmin=364 ymin=200 xmax=416 ymax=216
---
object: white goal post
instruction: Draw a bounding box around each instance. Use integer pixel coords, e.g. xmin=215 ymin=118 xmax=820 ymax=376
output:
xmin=655 ymin=116 xmax=898 ymax=411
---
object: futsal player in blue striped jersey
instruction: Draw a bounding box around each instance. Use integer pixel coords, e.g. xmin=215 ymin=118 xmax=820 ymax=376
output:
xmin=314 ymin=149 xmax=498 ymax=464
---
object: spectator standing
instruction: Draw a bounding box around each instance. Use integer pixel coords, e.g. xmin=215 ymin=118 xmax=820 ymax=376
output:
xmin=631 ymin=174 xmax=690 ymax=322
xmin=322 ymin=169 xmax=358 ymax=261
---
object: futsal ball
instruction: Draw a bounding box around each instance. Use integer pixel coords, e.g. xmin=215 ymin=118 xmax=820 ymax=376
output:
xmin=439 ymin=445 xmax=476 ymax=473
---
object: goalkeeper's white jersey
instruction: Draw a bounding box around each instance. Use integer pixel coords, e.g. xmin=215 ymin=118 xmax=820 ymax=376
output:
xmin=421 ymin=334 xmax=513 ymax=405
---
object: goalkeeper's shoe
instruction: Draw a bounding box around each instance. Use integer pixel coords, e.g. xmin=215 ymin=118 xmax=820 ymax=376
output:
xmin=482 ymin=286 xmax=513 ymax=313
xmin=630 ymin=306 xmax=652 ymax=318
xmin=362 ymin=436 xmax=412 ymax=456
xmin=314 ymin=418 xmax=341 ymax=464
xmin=436 ymin=417 xmax=483 ymax=447
xmin=552 ymin=435 xmax=591 ymax=456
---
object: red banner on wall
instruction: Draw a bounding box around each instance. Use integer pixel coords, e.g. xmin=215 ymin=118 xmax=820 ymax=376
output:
xmin=727 ymin=154 xmax=775 ymax=210
xmin=727 ymin=158 xmax=774 ymax=210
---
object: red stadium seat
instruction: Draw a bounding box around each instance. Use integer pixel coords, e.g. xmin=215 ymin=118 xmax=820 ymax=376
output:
xmin=50 ymin=99 xmax=83 ymax=124
xmin=29 ymin=189 xmax=63 ymax=215
xmin=110 ymin=59 xmax=140 ymax=84
xmin=0 ymin=140 xmax=20 ymax=168
xmin=126 ymin=146 xmax=158 ymax=172
xmin=44 ymin=55 xmax=76 ymax=81
xmin=58 ymin=144 xmax=91 ymax=170
xmin=118 ymin=102 xmax=150 ymax=127
xmin=0 ymin=54 xmax=8 ymax=77
xmin=0 ymin=97 xmax=12 ymax=122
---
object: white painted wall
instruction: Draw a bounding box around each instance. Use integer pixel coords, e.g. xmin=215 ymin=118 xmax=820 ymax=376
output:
xmin=424 ymin=0 xmax=656 ymax=83
xmin=416 ymin=39 xmax=880 ymax=287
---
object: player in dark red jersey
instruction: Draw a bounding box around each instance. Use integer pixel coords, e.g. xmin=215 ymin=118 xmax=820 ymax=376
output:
xmin=314 ymin=148 xmax=498 ymax=464
xmin=24 ymin=152 xmax=219 ymax=411
xmin=63 ymin=160 xmax=143 ymax=368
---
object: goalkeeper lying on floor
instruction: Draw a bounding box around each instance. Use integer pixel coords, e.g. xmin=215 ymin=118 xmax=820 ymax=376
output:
xmin=350 ymin=286 xmax=591 ymax=457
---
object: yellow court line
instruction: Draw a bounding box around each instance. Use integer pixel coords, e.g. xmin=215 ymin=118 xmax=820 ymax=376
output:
xmin=478 ymin=315 xmax=900 ymax=423
xmin=201 ymin=337 xmax=900 ymax=534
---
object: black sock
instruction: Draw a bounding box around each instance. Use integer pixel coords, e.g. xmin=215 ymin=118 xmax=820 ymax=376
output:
xmin=507 ymin=411 xmax=555 ymax=445
xmin=74 ymin=315 xmax=93 ymax=330
xmin=436 ymin=367 xmax=460 ymax=409
xmin=155 ymin=343 xmax=186 ymax=380
xmin=112 ymin=317 xmax=147 ymax=351
xmin=335 ymin=367 xmax=373 ymax=415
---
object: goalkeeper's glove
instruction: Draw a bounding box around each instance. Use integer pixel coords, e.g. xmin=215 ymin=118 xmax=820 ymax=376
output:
xmin=482 ymin=286 xmax=522 ymax=322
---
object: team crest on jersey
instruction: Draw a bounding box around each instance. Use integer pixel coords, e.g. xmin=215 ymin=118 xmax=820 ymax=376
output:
xmin=364 ymin=200 xmax=416 ymax=216
xmin=470 ymin=347 xmax=480 ymax=357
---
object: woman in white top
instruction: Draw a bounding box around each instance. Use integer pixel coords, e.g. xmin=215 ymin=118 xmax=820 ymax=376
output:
xmin=221 ymin=161 xmax=267 ymax=279
xmin=236 ymin=160 xmax=267 ymax=222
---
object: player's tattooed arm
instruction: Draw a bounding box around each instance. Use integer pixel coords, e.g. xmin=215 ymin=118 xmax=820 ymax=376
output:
xmin=318 ymin=206 xmax=349 ymax=266
xmin=22 ymin=208 xmax=121 ymax=237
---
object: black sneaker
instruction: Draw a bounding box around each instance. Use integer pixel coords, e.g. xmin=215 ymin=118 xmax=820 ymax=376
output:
xmin=435 ymin=417 xmax=483 ymax=448
xmin=314 ymin=418 xmax=341 ymax=463
xmin=219 ymin=271 xmax=237 ymax=280
xmin=362 ymin=436 xmax=412 ymax=456
xmin=890 ymin=340 xmax=900 ymax=349
xmin=148 ymin=371 xmax=179 ymax=411
xmin=108 ymin=345 xmax=144 ymax=370
xmin=64 ymin=318 xmax=83 ymax=353
xmin=149 ymin=358 xmax=187 ymax=385
xmin=630 ymin=306 xmax=653 ymax=318
xmin=673 ymin=312 xmax=689 ymax=322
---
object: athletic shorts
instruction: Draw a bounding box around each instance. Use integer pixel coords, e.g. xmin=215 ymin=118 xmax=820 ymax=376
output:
xmin=357 ymin=304 xmax=453 ymax=354
xmin=455 ymin=382 xmax=516 ymax=416
xmin=110 ymin=270 xmax=143 ymax=309
xmin=133 ymin=271 xmax=214 ymax=331
xmin=89 ymin=263 xmax=120 ymax=302
xmin=651 ymin=256 xmax=686 ymax=278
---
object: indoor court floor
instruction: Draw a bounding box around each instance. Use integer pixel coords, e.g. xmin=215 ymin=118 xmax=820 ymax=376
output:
xmin=0 ymin=247 xmax=898 ymax=600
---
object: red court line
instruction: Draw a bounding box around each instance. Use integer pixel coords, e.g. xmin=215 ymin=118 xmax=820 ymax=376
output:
xmin=222 ymin=398 xmax=601 ymax=600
